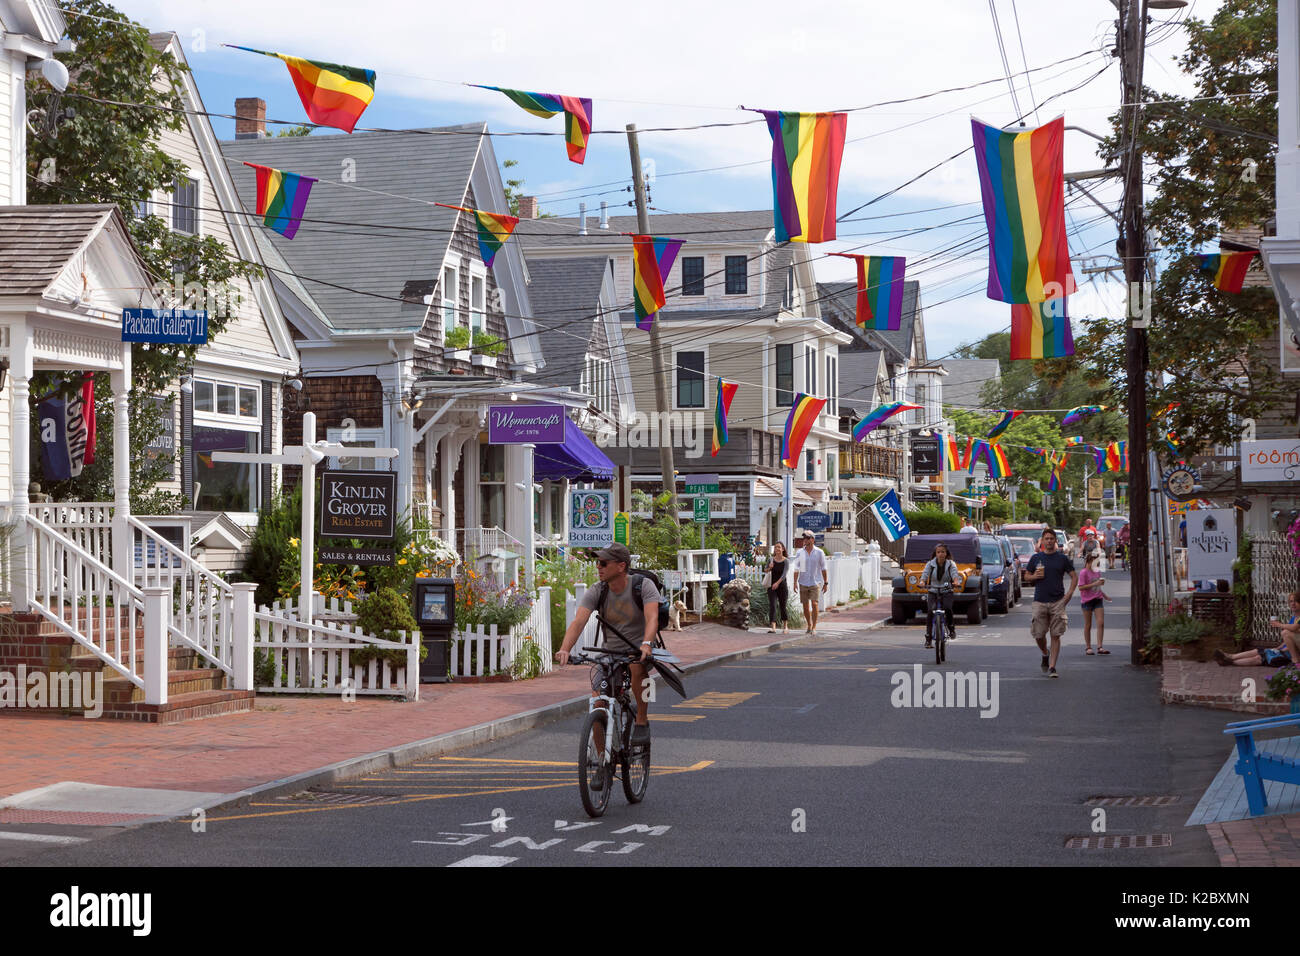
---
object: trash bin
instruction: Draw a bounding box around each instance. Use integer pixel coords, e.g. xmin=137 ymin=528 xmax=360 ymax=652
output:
xmin=719 ymin=553 xmax=735 ymax=584
xmin=413 ymin=578 xmax=455 ymax=683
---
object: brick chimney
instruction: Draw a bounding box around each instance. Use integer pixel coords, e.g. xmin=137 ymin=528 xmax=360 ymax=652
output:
xmin=235 ymin=98 xmax=267 ymax=139
xmin=517 ymin=196 xmax=539 ymax=219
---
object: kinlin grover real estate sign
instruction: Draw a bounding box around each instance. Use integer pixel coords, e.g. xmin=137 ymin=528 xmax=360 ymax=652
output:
xmin=319 ymin=470 xmax=397 ymax=539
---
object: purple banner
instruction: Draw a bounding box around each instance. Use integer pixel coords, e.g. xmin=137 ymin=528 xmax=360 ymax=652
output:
xmin=488 ymin=403 xmax=566 ymax=444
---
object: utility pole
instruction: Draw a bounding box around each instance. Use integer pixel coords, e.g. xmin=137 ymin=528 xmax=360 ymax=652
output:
xmin=1117 ymin=0 xmax=1152 ymax=664
xmin=627 ymin=124 xmax=678 ymax=515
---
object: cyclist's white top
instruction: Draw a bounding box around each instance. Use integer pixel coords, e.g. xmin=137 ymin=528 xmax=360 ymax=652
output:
xmin=920 ymin=558 xmax=958 ymax=591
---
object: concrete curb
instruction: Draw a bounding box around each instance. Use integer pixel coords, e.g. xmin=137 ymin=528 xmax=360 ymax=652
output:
xmin=197 ymin=615 xmax=891 ymax=817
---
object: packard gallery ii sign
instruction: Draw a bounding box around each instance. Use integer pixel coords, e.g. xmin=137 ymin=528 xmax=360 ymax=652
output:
xmin=121 ymin=308 xmax=208 ymax=345
xmin=319 ymin=470 xmax=397 ymax=539
xmin=488 ymin=403 xmax=566 ymax=444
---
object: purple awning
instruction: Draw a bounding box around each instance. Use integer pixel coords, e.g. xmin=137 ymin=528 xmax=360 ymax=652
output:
xmin=533 ymin=418 xmax=615 ymax=482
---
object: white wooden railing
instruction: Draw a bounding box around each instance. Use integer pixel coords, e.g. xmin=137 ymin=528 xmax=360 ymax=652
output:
xmin=255 ymin=597 xmax=419 ymax=699
xmin=34 ymin=502 xmax=114 ymax=568
xmin=450 ymin=585 xmax=553 ymax=678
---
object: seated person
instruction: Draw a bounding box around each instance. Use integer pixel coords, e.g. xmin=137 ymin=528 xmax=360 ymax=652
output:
xmin=1216 ymin=591 xmax=1300 ymax=667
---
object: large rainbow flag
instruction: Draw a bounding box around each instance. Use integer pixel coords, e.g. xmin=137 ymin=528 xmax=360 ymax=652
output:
xmin=945 ymin=435 xmax=973 ymax=471
xmin=711 ymin=379 xmax=738 ymax=457
xmin=243 ymin=162 xmax=318 ymax=239
xmin=757 ymin=110 xmax=847 ymax=243
xmin=986 ymin=409 xmax=1021 ymax=438
xmin=972 ymin=116 xmax=1073 ymax=304
xmin=852 ymin=402 xmax=921 ymax=442
xmin=226 ymin=46 xmax=375 ymax=133
xmin=985 ymin=442 xmax=1012 ymax=479
xmin=631 ymin=235 xmax=684 ymax=331
xmin=830 ymin=254 xmax=907 ymax=330
xmin=1107 ymin=441 xmax=1128 ymax=472
xmin=967 ymin=439 xmax=990 ymax=474
xmin=474 ymin=86 xmax=592 ymax=164
xmin=1010 ymin=294 xmax=1074 ymax=359
xmin=435 ymin=204 xmax=519 ymax=268
xmin=1197 ymin=251 xmax=1257 ymax=293
xmin=1047 ymin=451 xmax=1068 ymax=491
xmin=781 ymin=393 xmax=827 ymax=469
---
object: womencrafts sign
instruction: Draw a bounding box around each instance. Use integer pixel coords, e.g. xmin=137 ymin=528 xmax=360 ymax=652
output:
xmin=488 ymin=403 xmax=565 ymax=444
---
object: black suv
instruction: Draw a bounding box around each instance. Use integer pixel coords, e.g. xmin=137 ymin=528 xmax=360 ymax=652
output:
xmin=979 ymin=534 xmax=1018 ymax=613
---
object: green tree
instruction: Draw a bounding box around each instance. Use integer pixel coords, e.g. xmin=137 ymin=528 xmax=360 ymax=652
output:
xmin=1072 ymin=0 xmax=1282 ymax=458
xmin=276 ymin=124 xmax=313 ymax=137
xmin=502 ymin=158 xmax=525 ymax=215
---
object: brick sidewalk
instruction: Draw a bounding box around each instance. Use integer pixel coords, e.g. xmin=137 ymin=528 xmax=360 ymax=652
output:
xmin=1207 ymin=815 xmax=1300 ymax=866
xmin=0 ymin=616 xmax=880 ymax=804
xmin=1161 ymin=655 xmax=1290 ymax=715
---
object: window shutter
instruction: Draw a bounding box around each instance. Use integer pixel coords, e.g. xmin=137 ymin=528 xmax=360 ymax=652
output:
xmin=181 ymin=385 xmax=194 ymax=509
xmin=261 ymin=381 xmax=273 ymax=510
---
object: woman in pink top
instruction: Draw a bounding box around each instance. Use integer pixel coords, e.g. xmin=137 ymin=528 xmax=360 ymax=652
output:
xmin=1077 ymin=553 xmax=1111 ymax=655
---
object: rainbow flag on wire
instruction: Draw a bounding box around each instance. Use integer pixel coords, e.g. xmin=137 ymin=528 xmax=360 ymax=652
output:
xmin=852 ymin=402 xmax=921 ymax=442
xmin=631 ymin=235 xmax=684 ymax=331
xmin=756 ymin=110 xmax=847 ymax=243
xmin=972 ymin=116 xmax=1074 ymax=304
xmin=474 ymin=86 xmax=592 ymax=164
xmin=829 ymin=254 xmax=907 ymax=330
xmin=1046 ymin=451 xmax=1068 ymax=491
xmin=781 ymin=393 xmax=827 ymax=469
xmin=243 ymin=163 xmax=317 ymax=239
xmin=986 ymin=409 xmax=1021 ymax=439
xmin=711 ymin=379 xmax=738 ymax=457
xmin=225 ymin=46 xmax=375 ymax=132
xmin=1062 ymin=405 xmax=1104 ymax=427
xmin=986 ymin=443 xmax=1012 ymax=479
xmin=435 ymin=204 xmax=519 ymax=268
xmin=1010 ymin=294 xmax=1073 ymax=360
xmin=1197 ymin=251 xmax=1257 ymax=293
xmin=968 ymin=439 xmax=990 ymax=474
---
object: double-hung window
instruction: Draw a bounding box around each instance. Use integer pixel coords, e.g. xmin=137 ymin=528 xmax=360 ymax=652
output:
xmin=191 ymin=377 xmax=261 ymax=513
xmin=470 ymin=274 xmax=485 ymax=334
xmin=675 ymin=350 xmax=705 ymax=409
xmin=681 ymin=257 xmax=705 ymax=296
xmin=725 ymin=256 xmax=747 ymax=294
xmin=775 ymin=344 xmax=794 ymax=406
xmin=172 ymin=176 xmax=198 ymax=235
xmin=442 ymin=265 xmax=459 ymax=333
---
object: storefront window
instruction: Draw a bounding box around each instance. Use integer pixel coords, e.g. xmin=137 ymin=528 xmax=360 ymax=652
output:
xmin=193 ymin=427 xmax=258 ymax=512
xmin=480 ymin=443 xmax=505 ymax=529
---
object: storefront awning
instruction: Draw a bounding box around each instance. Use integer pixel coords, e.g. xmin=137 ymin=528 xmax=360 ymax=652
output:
xmin=534 ymin=418 xmax=615 ymax=482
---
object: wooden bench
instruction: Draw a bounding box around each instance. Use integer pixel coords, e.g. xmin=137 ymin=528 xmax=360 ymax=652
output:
xmin=1223 ymin=713 xmax=1300 ymax=815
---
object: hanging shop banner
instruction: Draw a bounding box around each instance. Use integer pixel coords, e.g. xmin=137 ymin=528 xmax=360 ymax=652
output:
xmin=488 ymin=403 xmax=566 ymax=444
xmin=1186 ymin=508 xmax=1236 ymax=581
xmin=869 ymin=488 xmax=911 ymax=542
xmin=796 ymin=510 xmax=831 ymax=533
xmin=569 ymin=489 xmax=613 ymax=547
xmin=144 ymin=395 xmax=176 ymax=461
xmin=1240 ymin=440 xmax=1300 ymax=483
xmin=36 ymin=384 xmax=94 ymax=482
xmin=911 ymin=438 xmax=942 ymax=476
xmin=121 ymin=308 xmax=208 ymax=345
xmin=319 ymin=470 xmax=397 ymax=539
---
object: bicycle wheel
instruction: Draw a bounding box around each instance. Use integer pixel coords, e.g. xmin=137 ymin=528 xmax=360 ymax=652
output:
xmin=578 ymin=710 xmax=611 ymax=817
xmin=620 ymin=704 xmax=650 ymax=804
xmin=939 ymin=624 xmax=948 ymax=663
xmin=934 ymin=616 xmax=943 ymax=665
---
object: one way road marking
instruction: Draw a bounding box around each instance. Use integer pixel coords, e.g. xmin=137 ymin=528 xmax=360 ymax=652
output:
xmin=447 ymin=855 xmax=518 ymax=867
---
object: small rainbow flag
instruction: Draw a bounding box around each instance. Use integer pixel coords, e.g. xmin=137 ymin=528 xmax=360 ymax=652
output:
xmin=968 ymin=439 xmax=990 ymax=474
xmin=712 ymin=379 xmax=738 ymax=457
xmin=986 ymin=409 xmax=1021 ymax=438
xmin=1197 ymin=251 xmax=1257 ymax=293
xmin=1062 ymin=405 xmax=1104 ymax=427
xmin=986 ymin=443 xmax=1012 ymax=479
xmin=474 ymin=86 xmax=592 ymax=164
xmin=1065 ymin=436 xmax=1086 ymax=446
xmin=782 ymin=393 xmax=827 ymax=469
xmin=226 ymin=46 xmax=375 ymax=133
xmin=1162 ymin=431 xmax=1182 ymax=461
xmin=1093 ymin=446 xmax=1110 ymax=473
xmin=435 ymin=204 xmax=519 ymax=268
xmin=945 ymin=435 xmax=964 ymax=471
xmin=852 ymin=402 xmax=921 ymax=442
xmin=1010 ymin=295 xmax=1074 ymax=359
xmin=1047 ymin=451 xmax=1068 ymax=491
xmin=1111 ymin=441 xmax=1128 ymax=471
xmin=243 ymin=162 xmax=318 ymax=239
xmin=1151 ymin=402 xmax=1180 ymax=421
xmin=756 ymin=110 xmax=847 ymax=243
xmin=631 ymin=235 xmax=684 ymax=331
xmin=972 ymin=116 xmax=1074 ymax=304
xmin=830 ymin=254 xmax=907 ymax=330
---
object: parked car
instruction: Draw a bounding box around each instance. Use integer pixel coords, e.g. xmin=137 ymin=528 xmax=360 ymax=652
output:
xmin=1007 ymin=536 xmax=1037 ymax=574
xmin=979 ymin=534 xmax=1017 ymax=613
xmin=891 ymin=533 xmax=988 ymax=626
xmin=1055 ymin=528 xmax=1073 ymax=558
xmin=998 ymin=535 xmax=1023 ymax=605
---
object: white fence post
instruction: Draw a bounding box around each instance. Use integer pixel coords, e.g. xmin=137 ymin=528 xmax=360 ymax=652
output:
xmin=405 ymin=630 xmax=419 ymax=701
xmin=866 ymin=541 xmax=882 ymax=599
xmin=142 ymin=586 xmax=169 ymax=706
xmin=231 ymin=582 xmax=257 ymax=691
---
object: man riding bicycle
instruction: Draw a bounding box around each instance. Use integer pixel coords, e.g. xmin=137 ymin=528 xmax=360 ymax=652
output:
xmin=920 ymin=542 xmax=958 ymax=649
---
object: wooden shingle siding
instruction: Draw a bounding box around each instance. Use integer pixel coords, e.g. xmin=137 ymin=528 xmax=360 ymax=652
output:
xmin=281 ymin=375 xmax=383 ymax=491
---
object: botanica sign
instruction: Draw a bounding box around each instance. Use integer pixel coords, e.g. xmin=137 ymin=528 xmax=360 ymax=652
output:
xmin=319 ymin=470 xmax=397 ymax=539
xmin=488 ymin=403 xmax=566 ymax=444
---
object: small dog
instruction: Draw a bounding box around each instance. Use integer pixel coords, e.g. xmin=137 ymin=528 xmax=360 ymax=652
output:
xmin=668 ymin=600 xmax=687 ymax=631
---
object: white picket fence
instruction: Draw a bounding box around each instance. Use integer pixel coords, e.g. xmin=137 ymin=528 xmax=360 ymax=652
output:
xmin=450 ymin=585 xmax=553 ymax=678
xmin=734 ymin=544 xmax=884 ymax=612
xmin=255 ymin=597 xmax=420 ymax=699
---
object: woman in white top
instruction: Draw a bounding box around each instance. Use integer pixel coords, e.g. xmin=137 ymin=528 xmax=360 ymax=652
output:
xmin=920 ymin=543 xmax=959 ymax=648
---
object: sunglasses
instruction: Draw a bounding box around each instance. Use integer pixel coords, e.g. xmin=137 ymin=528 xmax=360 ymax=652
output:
xmin=597 ymin=559 xmax=621 ymax=568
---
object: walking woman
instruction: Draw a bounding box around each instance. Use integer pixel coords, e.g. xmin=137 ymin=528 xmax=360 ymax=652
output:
xmin=1078 ymin=552 xmax=1111 ymax=654
xmin=765 ymin=542 xmax=791 ymax=634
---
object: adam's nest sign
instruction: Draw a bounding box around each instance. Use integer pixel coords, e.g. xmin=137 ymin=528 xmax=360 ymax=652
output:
xmin=320 ymin=470 xmax=396 ymax=539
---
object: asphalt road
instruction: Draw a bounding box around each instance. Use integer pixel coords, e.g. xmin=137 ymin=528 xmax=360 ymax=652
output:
xmin=7 ymin=568 xmax=1233 ymax=868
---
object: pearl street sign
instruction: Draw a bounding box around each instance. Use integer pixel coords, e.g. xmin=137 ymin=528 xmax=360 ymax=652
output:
xmin=319 ymin=470 xmax=397 ymax=539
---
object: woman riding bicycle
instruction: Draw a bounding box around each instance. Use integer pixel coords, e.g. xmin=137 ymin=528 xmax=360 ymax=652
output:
xmin=920 ymin=542 xmax=958 ymax=649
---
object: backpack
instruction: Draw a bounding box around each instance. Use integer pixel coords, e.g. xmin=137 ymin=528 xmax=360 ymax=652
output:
xmin=596 ymin=570 xmax=669 ymax=650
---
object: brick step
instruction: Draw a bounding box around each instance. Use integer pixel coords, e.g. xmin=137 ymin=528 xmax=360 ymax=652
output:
xmin=105 ymin=689 xmax=255 ymax=725
xmin=102 ymin=668 xmax=228 ymax=703
xmin=0 ymin=643 xmax=200 ymax=672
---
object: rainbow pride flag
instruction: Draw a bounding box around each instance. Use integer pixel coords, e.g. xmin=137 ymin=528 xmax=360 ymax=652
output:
xmin=1010 ymin=294 xmax=1074 ymax=359
xmin=757 ymin=110 xmax=847 ymax=243
xmin=972 ymin=116 xmax=1073 ymax=304
xmin=243 ymin=162 xmax=318 ymax=239
xmin=1047 ymin=453 xmax=1068 ymax=492
xmin=435 ymin=204 xmax=519 ymax=268
xmin=474 ymin=86 xmax=592 ymax=164
xmin=986 ymin=409 xmax=1021 ymax=438
xmin=1109 ymin=441 xmax=1128 ymax=471
xmin=631 ymin=235 xmax=684 ymax=331
xmin=986 ymin=443 xmax=1012 ymax=479
xmin=967 ymin=439 xmax=990 ymax=474
xmin=226 ymin=46 xmax=375 ymax=133
xmin=781 ymin=393 xmax=827 ymax=469
xmin=852 ymin=402 xmax=921 ymax=442
xmin=1065 ymin=436 xmax=1086 ymax=446
xmin=829 ymin=254 xmax=907 ymax=330
xmin=945 ymin=435 xmax=965 ymax=471
xmin=1197 ymin=251 xmax=1257 ymax=293
xmin=712 ymin=379 xmax=738 ymax=457
xmin=1062 ymin=405 xmax=1104 ymax=427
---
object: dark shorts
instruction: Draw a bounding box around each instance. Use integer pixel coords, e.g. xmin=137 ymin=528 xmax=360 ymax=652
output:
xmin=1082 ymin=597 xmax=1104 ymax=612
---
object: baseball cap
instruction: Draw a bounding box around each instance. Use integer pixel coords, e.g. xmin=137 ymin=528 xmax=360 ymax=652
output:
xmin=595 ymin=543 xmax=632 ymax=565
xmin=801 ymin=530 xmax=815 ymax=539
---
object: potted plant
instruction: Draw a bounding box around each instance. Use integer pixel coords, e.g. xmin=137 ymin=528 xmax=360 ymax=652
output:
xmin=444 ymin=326 xmax=471 ymax=363
xmin=471 ymin=331 xmax=506 ymax=369
xmin=1267 ymin=665 xmax=1300 ymax=712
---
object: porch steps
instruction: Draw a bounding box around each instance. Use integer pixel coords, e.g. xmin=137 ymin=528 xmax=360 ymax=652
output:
xmin=0 ymin=611 xmax=255 ymax=724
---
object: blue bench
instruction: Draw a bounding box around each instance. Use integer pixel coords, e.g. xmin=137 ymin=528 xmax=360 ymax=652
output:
xmin=1223 ymin=713 xmax=1300 ymax=815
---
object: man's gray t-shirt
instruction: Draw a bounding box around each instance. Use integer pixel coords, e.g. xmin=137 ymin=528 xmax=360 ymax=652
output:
xmin=579 ymin=576 xmax=660 ymax=650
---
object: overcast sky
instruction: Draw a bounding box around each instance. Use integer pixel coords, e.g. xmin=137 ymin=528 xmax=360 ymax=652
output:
xmin=105 ymin=0 xmax=1223 ymax=362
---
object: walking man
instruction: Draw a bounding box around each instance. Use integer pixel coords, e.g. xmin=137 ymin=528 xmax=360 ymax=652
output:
xmin=795 ymin=530 xmax=828 ymax=634
xmin=1023 ymin=528 xmax=1077 ymax=678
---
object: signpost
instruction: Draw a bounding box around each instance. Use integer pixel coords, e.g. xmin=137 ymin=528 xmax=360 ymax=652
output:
xmin=693 ymin=496 xmax=710 ymax=547
xmin=569 ymin=489 xmax=614 ymax=547
xmin=614 ymin=511 xmax=630 ymax=546
xmin=319 ymin=470 xmax=397 ymax=539
xmin=682 ymin=473 xmax=720 ymax=495
xmin=911 ymin=438 xmax=942 ymax=476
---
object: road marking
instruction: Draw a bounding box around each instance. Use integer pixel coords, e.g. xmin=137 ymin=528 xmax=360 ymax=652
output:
xmin=673 ymin=691 xmax=758 ymax=709
xmin=447 ymin=854 xmax=518 ymax=867
xmin=0 ymin=832 xmax=89 ymax=845
xmin=650 ymin=714 xmax=706 ymax=722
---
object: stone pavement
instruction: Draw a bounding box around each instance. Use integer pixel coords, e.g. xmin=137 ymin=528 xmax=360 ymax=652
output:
xmin=0 ymin=602 xmax=891 ymax=814
xmin=1161 ymin=655 xmax=1290 ymax=715
xmin=1206 ymin=814 xmax=1300 ymax=866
